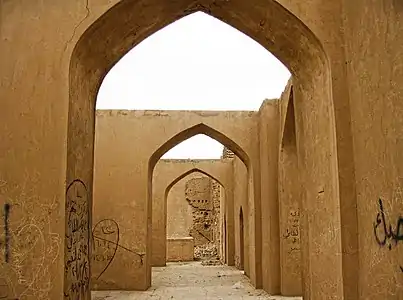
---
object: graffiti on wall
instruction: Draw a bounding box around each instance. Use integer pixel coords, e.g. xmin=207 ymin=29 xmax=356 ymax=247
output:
xmin=373 ymin=198 xmax=403 ymax=272
xmin=283 ymin=209 xmax=301 ymax=254
xmin=2 ymin=203 xmax=10 ymax=263
xmin=64 ymin=179 xmax=90 ymax=300
xmin=0 ymin=179 xmax=61 ymax=299
xmin=92 ymin=219 xmax=145 ymax=280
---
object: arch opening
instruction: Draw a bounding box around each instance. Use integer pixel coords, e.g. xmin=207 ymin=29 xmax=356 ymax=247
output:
xmin=150 ymin=126 xmax=250 ymax=274
xmin=96 ymin=11 xmax=290 ymax=111
xmin=163 ymin=168 xmax=226 ymax=266
xmin=67 ymin=0 xmax=340 ymax=298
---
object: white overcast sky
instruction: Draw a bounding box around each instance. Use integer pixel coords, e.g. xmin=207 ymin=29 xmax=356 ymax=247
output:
xmin=96 ymin=12 xmax=290 ymax=159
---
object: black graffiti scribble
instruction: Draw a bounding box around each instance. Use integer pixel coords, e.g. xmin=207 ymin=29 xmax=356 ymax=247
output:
xmin=92 ymin=219 xmax=145 ymax=280
xmin=92 ymin=219 xmax=119 ymax=280
xmin=64 ymin=179 xmax=90 ymax=300
xmin=373 ymin=198 xmax=403 ymax=250
xmin=3 ymin=203 xmax=10 ymax=263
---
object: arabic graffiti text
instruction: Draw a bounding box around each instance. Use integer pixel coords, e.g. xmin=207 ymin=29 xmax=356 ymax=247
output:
xmin=373 ymin=198 xmax=403 ymax=273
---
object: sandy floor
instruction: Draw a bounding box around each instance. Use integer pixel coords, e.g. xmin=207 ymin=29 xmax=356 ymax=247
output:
xmin=92 ymin=261 xmax=302 ymax=300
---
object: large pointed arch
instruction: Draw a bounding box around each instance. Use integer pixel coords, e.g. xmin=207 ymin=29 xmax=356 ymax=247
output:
xmin=66 ymin=0 xmax=342 ymax=298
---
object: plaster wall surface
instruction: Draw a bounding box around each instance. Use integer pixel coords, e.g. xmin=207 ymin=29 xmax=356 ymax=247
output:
xmin=166 ymin=174 xmax=196 ymax=239
xmin=233 ymin=157 xmax=250 ymax=277
xmin=258 ymin=99 xmax=281 ymax=293
xmin=342 ymin=2 xmax=403 ymax=299
xmin=2 ymin=0 xmax=400 ymax=299
xmin=152 ymin=159 xmax=233 ymax=266
xmin=92 ymin=109 xmax=258 ymax=291
xmin=166 ymin=237 xmax=194 ymax=262
xmin=185 ymin=176 xmax=214 ymax=246
xmin=278 ymin=83 xmax=302 ymax=296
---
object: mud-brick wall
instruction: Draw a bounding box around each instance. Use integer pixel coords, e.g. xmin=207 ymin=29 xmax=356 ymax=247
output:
xmin=185 ymin=177 xmax=215 ymax=246
xmin=166 ymin=174 xmax=195 ymax=238
xmin=211 ymin=180 xmax=221 ymax=255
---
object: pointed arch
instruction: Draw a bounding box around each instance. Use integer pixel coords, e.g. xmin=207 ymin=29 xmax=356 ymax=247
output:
xmin=149 ymin=123 xmax=250 ymax=174
xmin=165 ymin=167 xmax=225 ymax=199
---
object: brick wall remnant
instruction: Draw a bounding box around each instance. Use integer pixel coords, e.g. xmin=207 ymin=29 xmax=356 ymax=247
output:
xmin=185 ymin=176 xmax=221 ymax=262
xmin=222 ymin=147 xmax=235 ymax=160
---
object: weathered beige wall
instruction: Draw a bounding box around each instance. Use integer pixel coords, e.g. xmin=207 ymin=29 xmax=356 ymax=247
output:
xmin=4 ymin=0 xmax=402 ymax=299
xmin=219 ymin=184 xmax=227 ymax=263
xmin=258 ymin=99 xmax=281 ymax=293
xmin=152 ymin=159 xmax=233 ymax=266
xmin=278 ymin=83 xmax=302 ymax=296
xmin=342 ymin=2 xmax=403 ymax=299
xmin=166 ymin=175 xmax=195 ymax=238
xmin=185 ymin=176 xmax=214 ymax=246
xmin=91 ymin=110 xmax=258 ymax=290
xmin=233 ymin=157 xmax=250 ymax=276
xmin=166 ymin=237 xmax=194 ymax=262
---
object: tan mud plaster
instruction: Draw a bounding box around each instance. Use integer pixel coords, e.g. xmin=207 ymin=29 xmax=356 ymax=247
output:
xmin=8 ymin=0 xmax=403 ymax=299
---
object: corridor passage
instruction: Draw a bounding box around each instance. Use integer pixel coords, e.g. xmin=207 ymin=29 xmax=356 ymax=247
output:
xmin=92 ymin=262 xmax=302 ymax=300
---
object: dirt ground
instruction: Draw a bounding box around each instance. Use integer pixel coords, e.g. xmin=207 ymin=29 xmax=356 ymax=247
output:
xmin=92 ymin=261 xmax=302 ymax=300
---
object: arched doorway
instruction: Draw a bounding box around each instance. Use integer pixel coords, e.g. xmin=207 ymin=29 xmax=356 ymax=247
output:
xmin=148 ymin=123 xmax=251 ymax=281
xmin=163 ymin=168 xmax=225 ymax=266
xmin=67 ymin=1 xmax=341 ymax=299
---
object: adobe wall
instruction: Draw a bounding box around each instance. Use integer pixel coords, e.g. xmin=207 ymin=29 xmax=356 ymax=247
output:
xmin=342 ymin=2 xmax=403 ymax=299
xmin=233 ymin=156 xmax=250 ymax=276
xmin=185 ymin=176 xmax=214 ymax=246
xmin=211 ymin=180 xmax=222 ymax=259
xmin=166 ymin=237 xmax=194 ymax=262
xmin=2 ymin=1 xmax=403 ymax=299
xmin=91 ymin=110 xmax=258 ymax=290
xmin=258 ymin=99 xmax=281 ymax=293
xmin=0 ymin=3 xmax=338 ymax=298
xmin=278 ymin=81 xmax=303 ymax=296
xmin=152 ymin=159 xmax=233 ymax=266
xmin=164 ymin=172 xmax=223 ymax=263
xmin=166 ymin=174 xmax=195 ymax=239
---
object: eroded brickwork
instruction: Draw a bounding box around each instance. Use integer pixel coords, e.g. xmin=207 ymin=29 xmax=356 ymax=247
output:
xmin=185 ymin=176 xmax=221 ymax=261
xmin=222 ymin=147 xmax=235 ymax=160
xmin=211 ymin=180 xmax=221 ymax=256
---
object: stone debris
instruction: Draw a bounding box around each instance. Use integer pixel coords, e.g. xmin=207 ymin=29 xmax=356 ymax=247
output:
xmin=194 ymin=242 xmax=219 ymax=260
xmin=232 ymin=281 xmax=243 ymax=289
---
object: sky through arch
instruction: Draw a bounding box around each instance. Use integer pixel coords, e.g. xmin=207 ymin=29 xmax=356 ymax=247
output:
xmin=96 ymin=11 xmax=290 ymax=158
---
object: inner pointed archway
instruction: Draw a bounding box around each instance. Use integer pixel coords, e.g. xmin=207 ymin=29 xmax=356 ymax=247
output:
xmin=163 ymin=168 xmax=225 ymax=265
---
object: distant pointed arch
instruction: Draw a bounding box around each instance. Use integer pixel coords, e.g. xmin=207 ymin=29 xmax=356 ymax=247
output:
xmin=149 ymin=123 xmax=250 ymax=174
xmin=164 ymin=167 xmax=225 ymax=199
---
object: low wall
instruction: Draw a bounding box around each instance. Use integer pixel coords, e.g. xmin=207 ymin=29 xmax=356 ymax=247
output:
xmin=166 ymin=237 xmax=195 ymax=262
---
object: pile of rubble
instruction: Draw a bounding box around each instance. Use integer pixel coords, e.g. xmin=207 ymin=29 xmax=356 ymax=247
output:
xmin=201 ymin=258 xmax=221 ymax=266
xmin=194 ymin=242 xmax=220 ymax=264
